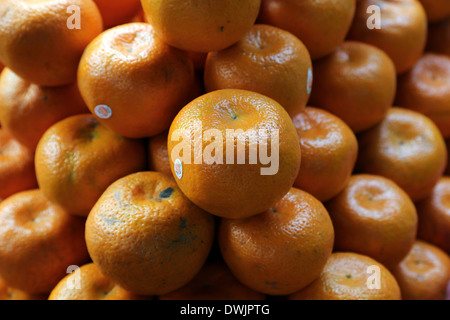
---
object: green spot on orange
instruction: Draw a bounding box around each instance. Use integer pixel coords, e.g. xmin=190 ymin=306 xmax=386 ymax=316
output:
xmin=159 ymin=187 xmax=173 ymax=199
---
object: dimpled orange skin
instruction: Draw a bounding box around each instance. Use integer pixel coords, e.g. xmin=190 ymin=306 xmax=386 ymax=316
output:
xmin=93 ymin=0 xmax=142 ymax=28
xmin=0 ymin=278 xmax=47 ymax=300
xmin=85 ymin=171 xmax=215 ymax=296
xmin=356 ymin=107 xmax=447 ymax=203
xmin=0 ymin=189 xmax=89 ymax=295
xmin=77 ymin=23 xmax=195 ymax=139
xmin=148 ymin=131 xmax=172 ymax=177
xmin=219 ymin=188 xmax=335 ymax=296
xmin=167 ymin=89 xmax=302 ymax=219
xmin=0 ymin=129 xmax=37 ymax=199
xmin=258 ymin=0 xmax=356 ymax=60
xmin=204 ymin=24 xmax=313 ymax=117
xmin=426 ymin=18 xmax=450 ymax=56
xmin=395 ymin=53 xmax=450 ymax=139
xmin=159 ymin=259 xmax=266 ymax=300
xmin=49 ymin=263 xmax=151 ymax=300
xmin=289 ymin=252 xmax=402 ymax=300
xmin=140 ymin=0 xmax=261 ymax=53
xmin=292 ymin=107 xmax=358 ymax=202
xmin=0 ymin=68 xmax=88 ymax=151
xmin=415 ymin=177 xmax=450 ymax=254
xmin=35 ymin=114 xmax=147 ymax=217
xmin=309 ymin=41 xmax=397 ymax=133
xmin=391 ymin=240 xmax=450 ymax=300
xmin=347 ymin=0 xmax=427 ymax=75
xmin=418 ymin=0 xmax=450 ymax=22
xmin=325 ymin=174 xmax=418 ymax=268
xmin=0 ymin=0 xmax=103 ymax=87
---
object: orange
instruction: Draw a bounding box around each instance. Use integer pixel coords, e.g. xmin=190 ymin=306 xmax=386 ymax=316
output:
xmin=85 ymin=171 xmax=215 ymax=295
xmin=204 ymin=24 xmax=312 ymax=117
xmin=35 ymin=114 xmax=147 ymax=217
xmin=292 ymin=107 xmax=358 ymax=202
xmin=258 ymin=0 xmax=356 ymax=60
xmin=391 ymin=240 xmax=450 ymax=300
xmin=218 ymin=187 xmax=334 ymax=295
xmin=325 ymin=174 xmax=418 ymax=268
xmin=141 ymin=0 xmax=261 ymax=53
xmin=0 ymin=129 xmax=37 ymax=199
xmin=308 ymin=41 xmax=397 ymax=133
xmin=93 ymin=0 xmax=142 ymax=29
xmin=395 ymin=53 xmax=450 ymax=138
xmin=0 ymin=68 xmax=88 ymax=151
xmin=159 ymin=259 xmax=266 ymax=300
xmin=0 ymin=277 xmax=47 ymax=300
xmin=77 ymin=23 xmax=195 ymax=139
xmin=347 ymin=0 xmax=428 ymax=74
xmin=0 ymin=189 xmax=89 ymax=294
xmin=148 ymin=131 xmax=172 ymax=177
xmin=289 ymin=252 xmax=402 ymax=300
xmin=167 ymin=89 xmax=301 ymax=219
xmin=356 ymin=107 xmax=447 ymax=202
xmin=0 ymin=0 xmax=103 ymax=86
xmin=415 ymin=177 xmax=450 ymax=254
xmin=426 ymin=18 xmax=450 ymax=56
xmin=49 ymin=263 xmax=151 ymax=300
xmin=418 ymin=0 xmax=450 ymax=22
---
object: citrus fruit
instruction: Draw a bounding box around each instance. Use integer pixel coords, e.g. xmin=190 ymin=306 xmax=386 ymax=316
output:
xmin=204 ymin=24 xmax=313 ymax=116
xmin=308 ymin=41 xmax=396 ymax=133
xmin=218 ymin=187 xmax=334 ymax=295
xmin=415 ymin=177 xmax=450 ymax=253
xmin=289 ymin=252 xmax=402 ymax=300
xmin=148 ymin=131 xmax=172 ymax=177
xmin=49 ymin=263 xmax=151 ymax=300
xmin=325 ymin=174 xmax=418 ymax=268
xmin=391 ymin=240 xmax=450 ymax=300
xmin=0 ymin=0 xmax=103 ymax=86
xmin=0 ymin=129 xmax=37 ymax=199
xmin=395 ymin=53 xmax=450 ymax=138
xmin=0 ymin=277 xmax=47 ymax=300
xmin=347 ymin=0 xmax=428 ymax=74
xmin=35 ymin=114 xmax=147 ymax=217
xmin=85 ymin=171 xmax=215 ymax=295
xmin=418 ymin=0 xmax=450 ymax=22
xmin=258 ymin=0 xmax=356 ymax=60
xmin=167 ymin=89 xmax=301 ymax=219
xmin=356 ymin=107 xmax=447 ymax=202
xmin=0 ymin=68 xmax=88 ymax=150
xmin=140 ymin=0 xmax=261 ymax=53
xmin=77 ymin=22 xmax=195 ymax=138
xmin=0 ymin=189 xmax=89 ymax=294
xmin=292 ymin=107 xmax=358 ymax=202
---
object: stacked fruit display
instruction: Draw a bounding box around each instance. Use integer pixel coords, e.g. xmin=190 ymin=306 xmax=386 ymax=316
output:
xmin=0 ymin=0 xmax=449 ymax=301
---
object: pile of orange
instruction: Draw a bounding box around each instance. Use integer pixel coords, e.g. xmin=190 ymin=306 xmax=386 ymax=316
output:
xmin=0 ymin=0 xmax=449 ymax=301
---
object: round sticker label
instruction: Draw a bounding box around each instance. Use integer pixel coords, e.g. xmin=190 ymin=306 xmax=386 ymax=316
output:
xmin=307 ymin=68 xmax=313 ymax=95
xmin=174 ymin=159 xmax=183 ymax=180
xmin=94 ymin=105 xmax=112 ymax=119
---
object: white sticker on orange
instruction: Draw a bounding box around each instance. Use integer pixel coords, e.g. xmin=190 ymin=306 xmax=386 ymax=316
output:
xmin=94 ymin=105 xmax=112 ymax=119
xmin=174 ymin=159 xmax=183 ymax=180
xmin=307 ymin=68 xmax=313 ymax=95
